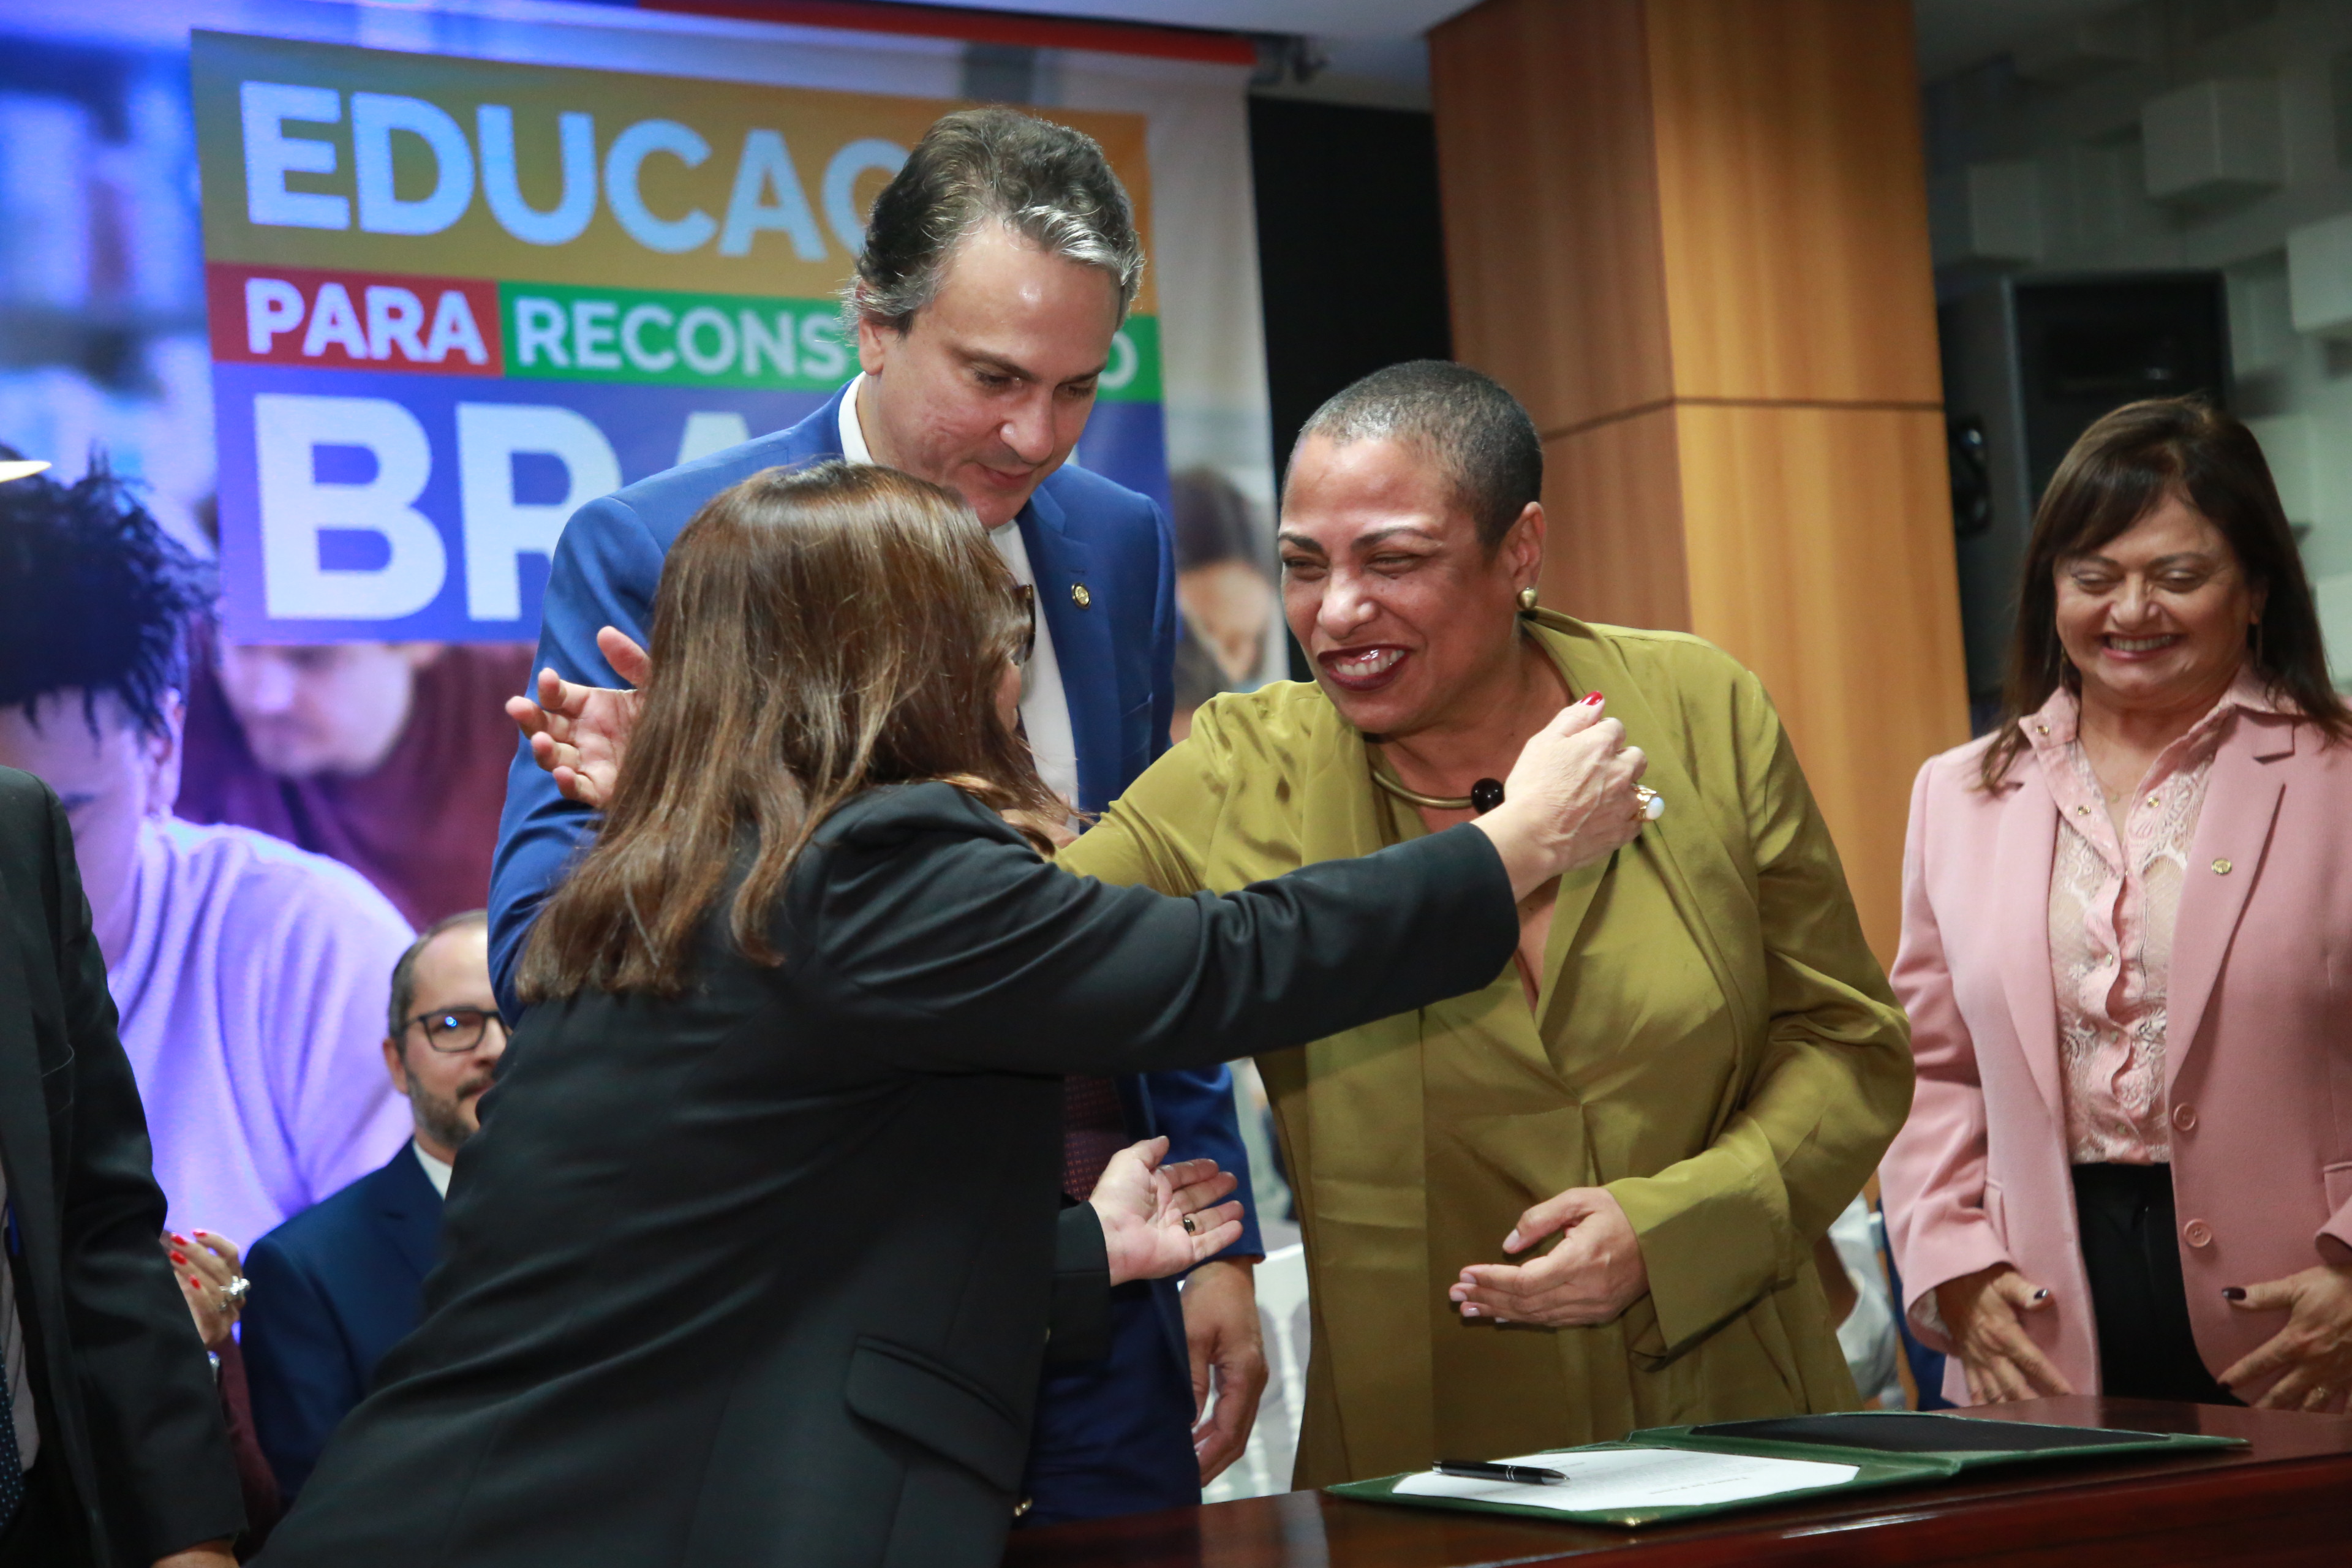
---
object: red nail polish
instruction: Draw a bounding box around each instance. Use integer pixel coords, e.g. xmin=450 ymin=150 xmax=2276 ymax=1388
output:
xmin=170 ymin=1251 xmax=187 ymax=1264
xmin=188 ymin=1276 xmax=202 ymax=1287
xmin=170 ymin=1234 xmax=187 ymax=1244
xmin=1583 ymin=691 xmax=1604 ymax=705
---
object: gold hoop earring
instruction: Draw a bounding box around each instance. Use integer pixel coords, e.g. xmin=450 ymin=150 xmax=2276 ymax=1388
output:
xmin=1516 ymin=586 xmax=1539 ymax=613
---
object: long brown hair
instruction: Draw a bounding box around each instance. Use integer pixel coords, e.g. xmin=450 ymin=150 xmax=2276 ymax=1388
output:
xmin=518 ymin=461 xmax=1060 ymax=999
xmin=1979 ymin=396 xmax=2350 ymax=790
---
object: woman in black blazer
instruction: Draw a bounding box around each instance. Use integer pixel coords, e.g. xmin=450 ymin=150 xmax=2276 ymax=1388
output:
xmin=260 ymin=462 xmax=1649 ymax=1568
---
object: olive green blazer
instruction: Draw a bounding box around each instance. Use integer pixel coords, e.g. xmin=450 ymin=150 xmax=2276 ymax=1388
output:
xmin=1060 ymin=613 xmax=1913 ymax=1486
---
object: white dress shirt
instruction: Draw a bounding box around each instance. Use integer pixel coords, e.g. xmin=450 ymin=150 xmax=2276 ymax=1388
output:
xmin=413 ymin=1141 xmax=454 ymax=1200
xmin=837 ymin=377 xmax=1082 ymax=810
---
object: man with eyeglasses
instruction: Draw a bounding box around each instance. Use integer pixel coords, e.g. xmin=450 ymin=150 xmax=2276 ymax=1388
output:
xmin=239 ymin=912 xmax=506 ymax=1501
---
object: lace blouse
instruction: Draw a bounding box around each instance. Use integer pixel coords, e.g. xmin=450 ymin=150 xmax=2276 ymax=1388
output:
xmin=2023 ymin=674 xmax=2273 ymax=1166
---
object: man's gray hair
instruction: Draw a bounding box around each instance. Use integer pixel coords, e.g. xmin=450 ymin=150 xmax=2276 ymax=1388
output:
xmin=387 ymin=909 xmax=490 ymax=1039
xmin=1291 ymin=361 xmax=1544 ymax=552
xmin=847 ymin=106 xmax=1144 ymax=334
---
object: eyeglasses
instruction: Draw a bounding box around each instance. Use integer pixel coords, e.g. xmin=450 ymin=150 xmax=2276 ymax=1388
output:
xmin=1009 ymin=582 xmax=1036 ymax=668
xmin=402 ymin=1006 xmax=508 ymax=1054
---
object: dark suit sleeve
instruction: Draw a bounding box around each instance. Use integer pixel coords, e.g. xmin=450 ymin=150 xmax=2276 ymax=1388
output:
xmin=1144 ymin=494 xmax=1176 ymax=771
xmin=1044 ymin=1202 xmax=1112 ymax=1366
xmin=28 ymin=782 xmax=244 ymax=1557
xmin=488 ymin=493 xmax=666 ymax=1017
xmin=239 ymin=1234 xmax=362 ymax=1501
xmin=805 ymin=790 xmax=1516 ymax=1077
xmin=1143 ymin=1066 xmax=1262 ymax=1257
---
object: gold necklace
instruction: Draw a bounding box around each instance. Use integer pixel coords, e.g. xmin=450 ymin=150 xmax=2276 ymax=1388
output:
xmin=1369 ymin=764 xmax=1506 ymax=815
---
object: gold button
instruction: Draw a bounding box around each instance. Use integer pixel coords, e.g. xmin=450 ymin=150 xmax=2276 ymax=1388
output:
xmin=2146 ymin=795 xmax=2159 ymax=809
xmin=2036 ymin=723 xmax=2050 ymax=734
xmin=2075 ymin=805 xmax=2090 ymax=816
xmin=1069 ymin=582 xmax=1091 ymax=609
xmin=2212 ymin=858 xmax=2232 ymax=875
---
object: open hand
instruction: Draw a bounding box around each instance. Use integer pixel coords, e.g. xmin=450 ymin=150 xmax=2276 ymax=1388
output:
xmin=505 ymin=625 xmax=649 ymax=808
xmin=1934 ymin=1263 xmax=2073 ymax=1404
xmin=2218 ymin=1261 xmax=2352 ymax=1412
xmin=1448 ymin=1186 xmax=1648 ymax=1327
xmin=1090 ymin=1136 xmax=1243 ymax=1285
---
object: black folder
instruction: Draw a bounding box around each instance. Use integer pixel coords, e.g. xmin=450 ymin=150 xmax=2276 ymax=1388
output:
xmin=1326 ymin=1411 xmax=2245 ymax=1529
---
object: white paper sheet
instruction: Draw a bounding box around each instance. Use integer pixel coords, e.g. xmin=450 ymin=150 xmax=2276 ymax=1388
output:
xmin=1392 ymin=1447 xmax=1860 ymax=1513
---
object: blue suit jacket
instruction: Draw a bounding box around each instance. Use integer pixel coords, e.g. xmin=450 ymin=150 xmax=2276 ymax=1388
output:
xmin=241 ymin=1146 xmax=440 ymax=1499
xmin=486 ymin=382 xmax=1261 ymax=1251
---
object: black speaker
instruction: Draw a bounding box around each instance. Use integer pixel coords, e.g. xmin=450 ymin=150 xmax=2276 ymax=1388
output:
xmin=1938 ymin=272 xmax=2230 ymax=711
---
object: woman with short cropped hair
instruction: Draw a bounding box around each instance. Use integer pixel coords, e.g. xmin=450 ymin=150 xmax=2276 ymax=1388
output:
xmin=260 ymin=459 xmax=1646 ymax=1568
xmin=1883 ymin=397 xmax=2352 ymax=1412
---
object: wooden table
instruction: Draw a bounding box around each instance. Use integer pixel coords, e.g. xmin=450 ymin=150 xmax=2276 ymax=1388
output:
xmin=1005 ymin=1398 xmax=2352 ymax=1567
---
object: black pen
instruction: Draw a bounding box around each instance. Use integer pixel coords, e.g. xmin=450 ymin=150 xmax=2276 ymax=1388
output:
xmin=1432 ymin=1460 xmax=1567 ymax=1486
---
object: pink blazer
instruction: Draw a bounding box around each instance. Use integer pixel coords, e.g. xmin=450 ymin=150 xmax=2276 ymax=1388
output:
xmin=1880 ymin=707 xmax=2352 ymax=1404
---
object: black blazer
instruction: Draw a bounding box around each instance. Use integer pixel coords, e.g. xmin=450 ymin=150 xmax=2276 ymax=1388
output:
xmin=242 ymin=1145 xmax=443 ymax=1499
xmin=0 ymin=767 xmax=244 ymax=1564
xmin=263 ymin=783 xmax=1513 ymax=1568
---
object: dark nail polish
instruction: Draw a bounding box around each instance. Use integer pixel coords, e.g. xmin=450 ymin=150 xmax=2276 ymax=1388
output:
xmin=2031 ymin=1287 xmax=2048 ymax=1301
xmin=2222 ymin=1286 xmax=2247 ymax=1302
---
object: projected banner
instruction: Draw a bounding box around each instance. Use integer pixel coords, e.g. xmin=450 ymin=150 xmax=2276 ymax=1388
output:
xmin=192 ymin=31 xmax=1166 ymax=643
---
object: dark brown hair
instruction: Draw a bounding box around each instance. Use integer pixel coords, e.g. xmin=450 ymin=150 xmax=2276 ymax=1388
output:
xmin=387 ymin=908 xmax=489 ymax=1038
xmin=1980 ymin=396 xmax=2350 ymax=790
xmin=518 ymin=461 xmax=1058 ymax=999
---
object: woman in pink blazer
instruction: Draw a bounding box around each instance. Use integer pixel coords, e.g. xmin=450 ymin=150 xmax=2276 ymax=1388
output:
xmin=1882 ymin=398 xmax=2352 ymax=1413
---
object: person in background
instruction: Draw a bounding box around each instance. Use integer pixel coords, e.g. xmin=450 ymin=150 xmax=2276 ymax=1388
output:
xmin=0 ymin=459 xmax=415 ymax=1250
xmin=1882 ymin=398 xmax=2352 ymax=1412
xmin=240 ymin=911 xmax=503 ymax=1502
xmin=0 ymin=760 xmax=241 ymax=1568
xmin=165 ymin=1232 xmax=282 ymax=1558
xmin=1167 ymin=468 xmax=1275 ymax=742
xmin=493 ymin=105 xmax=1266 ymax=1522
xmin=177 ymin=641 xmax=532 ymax=930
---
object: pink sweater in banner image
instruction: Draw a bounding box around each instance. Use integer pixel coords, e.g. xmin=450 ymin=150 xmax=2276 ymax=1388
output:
xmin=106 ymin=819 xmax=417 ymax=1247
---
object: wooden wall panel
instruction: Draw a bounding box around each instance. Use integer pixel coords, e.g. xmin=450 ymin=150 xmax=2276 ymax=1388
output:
xmin=1674 ymin=404 xmax=1968 ymax=959
xmin=1432 ymin=0 xmax=1961 ymax=964
xmin=1539 ymin=409 xmax=1693 ymax=633
xmin=1645 ymin=0 xmax=1942 ymax=406
xmin=1429 ymin=0 xmax=1674 ymax=435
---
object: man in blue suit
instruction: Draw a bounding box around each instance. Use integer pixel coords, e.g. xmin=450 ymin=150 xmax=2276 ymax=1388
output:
xmin=488 ymin=107 xmax=1265 ymax=1525
xmin=239 ymin=911 xmax=504 ymax=1499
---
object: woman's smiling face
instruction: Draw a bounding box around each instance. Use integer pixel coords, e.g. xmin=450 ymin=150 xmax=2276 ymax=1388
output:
xmin=1276 ymin=433 xmax=1537 ymax=739
xmin=2052 ymin=489 xmax=2264 ymax=719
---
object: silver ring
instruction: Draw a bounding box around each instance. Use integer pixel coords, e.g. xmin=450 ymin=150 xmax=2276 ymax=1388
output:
xmin=221 ymin=1276 xmax=251 ymax=1306
xmin=1180 ymin=1215 xmax=1196 ymax=1235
